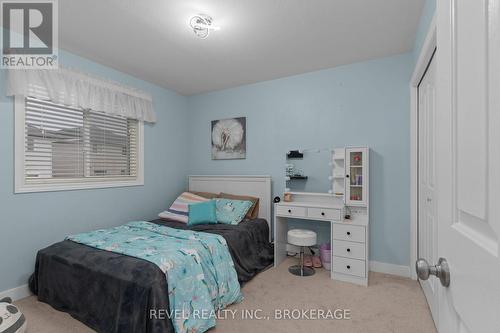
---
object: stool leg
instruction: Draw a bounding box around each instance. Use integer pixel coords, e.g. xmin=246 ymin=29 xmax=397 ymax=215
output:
xmin=299 ymin=247 xmax=304 ymax=276
xmin=288 ymin=245 xmax=315 ymax=277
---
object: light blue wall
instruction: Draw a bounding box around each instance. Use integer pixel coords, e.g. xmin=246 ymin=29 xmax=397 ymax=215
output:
xmin=0 ymin=51 xmax=189 ymax=292
xmin=187 ymin=53 xmax=414 ymax=266
xmin=413 ymin=0 xmax=436 ymax=61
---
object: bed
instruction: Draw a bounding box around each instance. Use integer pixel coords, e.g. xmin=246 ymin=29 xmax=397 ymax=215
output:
xmin=29 ymin=176 xmax=274 ymax=333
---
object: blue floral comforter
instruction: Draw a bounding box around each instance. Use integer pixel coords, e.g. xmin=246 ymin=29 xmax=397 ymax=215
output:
xmin=67 ymin=221 xmax=243 ymax=333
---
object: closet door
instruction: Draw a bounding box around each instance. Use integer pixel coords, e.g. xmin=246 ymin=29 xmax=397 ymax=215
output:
xmin=418 ymin=53 xmax=438 ymax=326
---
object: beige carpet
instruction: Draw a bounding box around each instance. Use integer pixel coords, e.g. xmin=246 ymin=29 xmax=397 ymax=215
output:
xmin=15 ymin=258 xmax=436 ymax=333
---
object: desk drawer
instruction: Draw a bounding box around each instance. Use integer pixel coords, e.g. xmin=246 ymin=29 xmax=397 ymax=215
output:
xmin=332 ymin=224 xmax=365 ymax=243
xmin=276 ymin=205 xmax=307 ymax=218
xmin=332 ymin=240 xmax=366 ymax=260
xmin=307 ymin=207 xmax=341 ymax=220
xmin=332 ymin=256 xmax=366 ymax=277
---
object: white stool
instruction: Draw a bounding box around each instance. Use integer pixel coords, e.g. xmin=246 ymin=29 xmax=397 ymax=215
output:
xmin=287 ymin=229 xmax=317 ymax=276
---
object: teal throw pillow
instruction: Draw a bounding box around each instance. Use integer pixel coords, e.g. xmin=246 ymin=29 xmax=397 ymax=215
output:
xmin=188 ymin=200 xmax=217 ymax=226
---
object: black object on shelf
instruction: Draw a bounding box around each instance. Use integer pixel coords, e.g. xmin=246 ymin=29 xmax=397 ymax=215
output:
xmin=288 ymin=175 xmax=308 ymax=180
xmin=287 ymin=150 xmax=304 ymax=159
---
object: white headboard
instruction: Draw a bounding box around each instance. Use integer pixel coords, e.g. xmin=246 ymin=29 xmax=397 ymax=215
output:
xmin=188 ymin=175 xmax=272 ymax=236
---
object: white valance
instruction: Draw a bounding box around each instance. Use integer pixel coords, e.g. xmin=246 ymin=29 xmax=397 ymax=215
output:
xmin=6 ymin=67 xmax=156 ymax=123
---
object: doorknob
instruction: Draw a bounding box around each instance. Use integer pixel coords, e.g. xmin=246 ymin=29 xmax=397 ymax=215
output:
xmin=416 ymin=257 xmax=450 ymax=287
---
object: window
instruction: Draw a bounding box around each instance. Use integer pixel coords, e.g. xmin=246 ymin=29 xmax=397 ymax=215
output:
xmin=15 ymin=96 xmax=144 ymax=193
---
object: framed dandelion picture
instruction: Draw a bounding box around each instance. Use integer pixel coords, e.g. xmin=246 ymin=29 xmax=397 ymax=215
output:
xmin=211 ymin=117 xmax=246 ymax=160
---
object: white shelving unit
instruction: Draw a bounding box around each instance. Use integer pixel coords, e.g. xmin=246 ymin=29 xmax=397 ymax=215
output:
xmin=331 ymin=147 xmax=369 ymax=286
xmin=345 ymin=148 xmax=369 ymax=206
xmin=331 ymin=148 xmax=345 ymax=198
xmin=275 ymin=146 xmax=370 ymax=286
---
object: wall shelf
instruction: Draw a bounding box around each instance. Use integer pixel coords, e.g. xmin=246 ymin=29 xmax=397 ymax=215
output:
xmin=286 ymin=191 xmax=331 ymax=196
xmin=288 ymin=175 xmax=308 ymax=180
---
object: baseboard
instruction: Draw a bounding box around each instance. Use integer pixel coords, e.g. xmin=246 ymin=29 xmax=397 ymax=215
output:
xmin=369 ymin=261 xmax=411 ymax=278
xmin=0 ymin=284 xmax=32 ymax=301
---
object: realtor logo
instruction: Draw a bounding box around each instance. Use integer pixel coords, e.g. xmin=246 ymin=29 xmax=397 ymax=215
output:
xmin=1 ymin=0 xmax=58 ymax=68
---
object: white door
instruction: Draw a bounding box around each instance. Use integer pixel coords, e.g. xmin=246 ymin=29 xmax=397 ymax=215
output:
xmin=433 ymin=0 xmax=500 ymax=332
xmin=418 ymin=53 xmax=439 ymax=325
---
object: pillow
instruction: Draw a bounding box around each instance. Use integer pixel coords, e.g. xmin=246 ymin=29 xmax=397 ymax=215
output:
xmin=158 ymin=192 xmax=208 ymax=223
xmin=218 ymin=192 xmax=260 ymax=219
xmin=215 ymin=199 xmax=254 ymax=225
xmin=191 ymin=191 xmax=219 ymax=199
xmin=188 ymin=200 xmax=217 ymax=226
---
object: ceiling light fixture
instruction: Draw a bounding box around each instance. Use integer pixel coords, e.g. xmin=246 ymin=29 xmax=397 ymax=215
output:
xmin=189 ymin=14 xmax=220 ymax=39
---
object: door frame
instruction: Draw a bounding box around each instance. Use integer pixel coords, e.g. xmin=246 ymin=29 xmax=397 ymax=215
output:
xmin=410 ymin=14 xmax=437 ymax=280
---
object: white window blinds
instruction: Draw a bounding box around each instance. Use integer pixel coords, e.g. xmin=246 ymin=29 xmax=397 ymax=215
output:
xmin=24 ymin=96 xmax=138 ymax=183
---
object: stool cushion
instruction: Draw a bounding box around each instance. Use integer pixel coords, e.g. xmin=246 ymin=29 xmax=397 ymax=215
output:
xmin=287 ymin=229 xmax=317 ymax=247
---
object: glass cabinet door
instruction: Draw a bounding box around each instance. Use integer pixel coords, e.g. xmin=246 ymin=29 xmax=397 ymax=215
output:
xmin=346 ymin=148 xmax=368 ymax=206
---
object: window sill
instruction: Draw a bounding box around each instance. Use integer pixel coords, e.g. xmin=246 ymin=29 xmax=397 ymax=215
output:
xmin=15 ymin=178 xmax=144 ymax=194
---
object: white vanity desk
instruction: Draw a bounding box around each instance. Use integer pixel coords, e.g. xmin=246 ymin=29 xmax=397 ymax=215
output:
xmin=274 ymin=147 xmax=369 ymax=286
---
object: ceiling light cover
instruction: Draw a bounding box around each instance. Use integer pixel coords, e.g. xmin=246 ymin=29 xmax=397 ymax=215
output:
xmin=189 ymin=14 xmax=220 ymax=39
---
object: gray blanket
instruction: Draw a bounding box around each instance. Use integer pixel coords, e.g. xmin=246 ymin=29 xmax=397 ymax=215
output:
xmin=29 ymin=218 xmax=274 ymax=333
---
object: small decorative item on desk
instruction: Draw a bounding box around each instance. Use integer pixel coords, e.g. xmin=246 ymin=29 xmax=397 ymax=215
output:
xmin=284 ymin=192 xmax=292 ymax=202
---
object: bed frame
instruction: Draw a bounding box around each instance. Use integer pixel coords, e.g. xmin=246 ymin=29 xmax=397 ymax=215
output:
xmin=188 ymin=175 xmax=272 ymax=240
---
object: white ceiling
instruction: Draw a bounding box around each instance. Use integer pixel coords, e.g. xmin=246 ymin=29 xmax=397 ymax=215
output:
xmin=59 ymin=0 xmax=425 ymax=96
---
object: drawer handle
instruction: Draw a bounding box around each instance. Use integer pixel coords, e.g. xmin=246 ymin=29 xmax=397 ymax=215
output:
xmin=347 ymin=265 xmax=351 ymax=269
xmin=347 ymin=248 xmax=351 ymax=252
xmin=321 ymin=212 xmax=325 ymax=216
xmin=346 ymin=231 xmax=351 ymax=236
xmin=288 ymin=209 xmax=292 ymax=213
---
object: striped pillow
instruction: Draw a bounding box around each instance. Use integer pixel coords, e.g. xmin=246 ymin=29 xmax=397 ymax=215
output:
xmin=158 ymin=192 xmax=209 ymax=223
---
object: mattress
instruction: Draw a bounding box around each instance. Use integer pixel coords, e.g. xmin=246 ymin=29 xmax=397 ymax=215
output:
xmin=29 ymin=218 xmax=274 ymax=333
